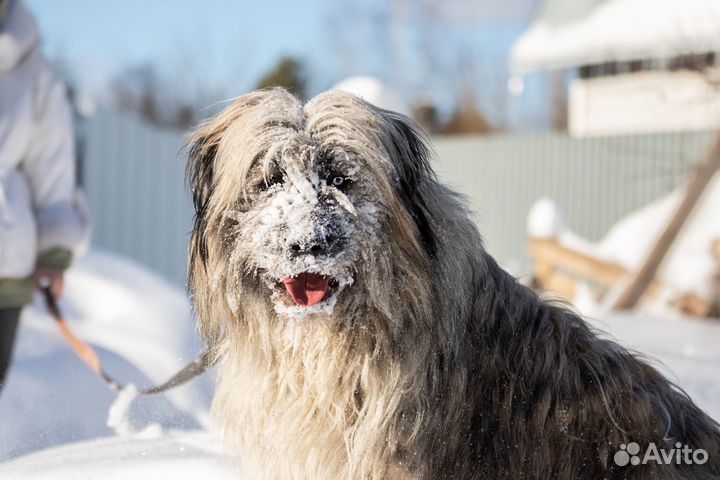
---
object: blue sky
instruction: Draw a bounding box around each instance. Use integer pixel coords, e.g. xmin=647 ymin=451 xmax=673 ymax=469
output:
xmin=26 ymin=0 xmax=337 ymax=93
xmin=24 ymin=0 xmax=548 ymax=129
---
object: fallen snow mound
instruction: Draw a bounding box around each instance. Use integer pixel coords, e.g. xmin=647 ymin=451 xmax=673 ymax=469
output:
xmin=528 ymin=173 xmax=720 ymax=313
xmin=0 ymin=250 xmax=212 ymax=460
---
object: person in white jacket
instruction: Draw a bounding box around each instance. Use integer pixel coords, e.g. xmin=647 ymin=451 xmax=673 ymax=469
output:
xmin=0 ymin=0 xmax=89 ymax=394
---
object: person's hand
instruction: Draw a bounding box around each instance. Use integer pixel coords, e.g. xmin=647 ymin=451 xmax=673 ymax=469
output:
xmin=34 ymin=268 xmax=65 ymax=299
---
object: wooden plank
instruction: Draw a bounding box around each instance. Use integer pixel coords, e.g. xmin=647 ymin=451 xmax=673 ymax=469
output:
xmin=675 ymin=294 xmax=711 ymax=318
xmin=528 ymin=238 xmax=627 ymax=286
xmin=528 ymin=238 xmax=661 ymax=300
xmin=613 ymin=135 xmax=720 ymax=310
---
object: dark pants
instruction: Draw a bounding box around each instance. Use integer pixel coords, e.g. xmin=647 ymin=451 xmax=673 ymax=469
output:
xmin=0 ymin=308 xmax=21 ymax=395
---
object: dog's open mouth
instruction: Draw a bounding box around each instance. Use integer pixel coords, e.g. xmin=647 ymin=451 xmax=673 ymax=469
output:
xmin=282 ymin=273 xmax=332 ymax=307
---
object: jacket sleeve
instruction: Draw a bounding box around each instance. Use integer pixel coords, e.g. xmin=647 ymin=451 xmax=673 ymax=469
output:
xmin=20 ymin=69 xmax=90 ymax=267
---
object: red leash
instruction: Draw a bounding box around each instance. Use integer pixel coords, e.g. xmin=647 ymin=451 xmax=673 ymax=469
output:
xmin=41 ymin=286 xmax=212 ymax=396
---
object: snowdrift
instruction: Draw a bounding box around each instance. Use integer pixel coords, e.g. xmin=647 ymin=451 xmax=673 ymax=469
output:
xmin=0 ymin=250 xmax=213 ymax=461
xmin=527 ymin=173 xmax=720 ymax=317
xmin=0 ymin=431 xmax=235 ymax=480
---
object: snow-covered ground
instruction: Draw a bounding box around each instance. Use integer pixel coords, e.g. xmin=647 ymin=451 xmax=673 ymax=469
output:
xmin=586 ymin=313 xmax=720 ymax=421
xmin=0 ymin=251 xmax=717 ymax=479
xmin=0 ymin=250 xmax=214 ymax=461
xmin=0 ymin=431 xmax=236 ymax=480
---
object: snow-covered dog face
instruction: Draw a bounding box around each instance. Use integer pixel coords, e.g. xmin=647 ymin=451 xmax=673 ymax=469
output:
xmin=187 ymin=89 xmax=436 ymax=328
xmin=225 ymin=135 xmax=375 ymax=318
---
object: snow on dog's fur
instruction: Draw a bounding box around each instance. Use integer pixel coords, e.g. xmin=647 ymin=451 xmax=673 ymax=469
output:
xmin=187 ymin=89 xmax=720 ymax=479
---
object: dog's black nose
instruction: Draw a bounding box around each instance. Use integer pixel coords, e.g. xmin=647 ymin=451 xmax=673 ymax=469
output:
xmin=289 ymin=234 xmax=338 ymax=257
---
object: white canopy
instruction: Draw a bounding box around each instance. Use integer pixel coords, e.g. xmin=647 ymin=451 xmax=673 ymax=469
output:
xmin=510 ymin=0 xmax=720 ymax=73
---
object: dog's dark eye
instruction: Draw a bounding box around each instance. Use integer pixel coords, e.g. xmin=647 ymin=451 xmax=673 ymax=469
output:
xmin=330 ymin=176 xmax=350 ymax=189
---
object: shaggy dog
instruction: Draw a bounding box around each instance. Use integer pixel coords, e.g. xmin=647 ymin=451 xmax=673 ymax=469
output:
xmin=186 ymin=89 xmax=720 ymax=479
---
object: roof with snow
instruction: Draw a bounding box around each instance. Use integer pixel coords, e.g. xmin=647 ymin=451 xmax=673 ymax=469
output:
xmin=510 ymin=0 xmax=720 ymax=73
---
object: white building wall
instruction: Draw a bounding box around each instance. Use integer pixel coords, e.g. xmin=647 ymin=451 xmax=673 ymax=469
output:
xmin=569 ymin=70 xmax=720 ymax=136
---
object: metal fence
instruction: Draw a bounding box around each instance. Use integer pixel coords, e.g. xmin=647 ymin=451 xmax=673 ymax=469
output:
xmin=80 ymin=110 xmax=715 ymax=285
xmin=432 ymin=131 xmax=714 ymax=273
xmin=82 ymin=112 xmax=192 ymax=286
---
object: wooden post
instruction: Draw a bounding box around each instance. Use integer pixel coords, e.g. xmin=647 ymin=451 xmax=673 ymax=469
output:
xmin=712 ymin=240 xmax=720 ymax=318
xmin=613 ymin=135 xmax=720 ymax=311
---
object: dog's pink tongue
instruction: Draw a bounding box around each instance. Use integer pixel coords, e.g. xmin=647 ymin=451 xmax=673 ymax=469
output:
xmin=283 ymin=273 xmax=330 ymax=307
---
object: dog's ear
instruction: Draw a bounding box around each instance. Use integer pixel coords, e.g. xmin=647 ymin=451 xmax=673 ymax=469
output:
xmin=381 ymin=111 xmax=438 ymax=258
xmin=186 ymin=128 xmax=219 ymax=276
